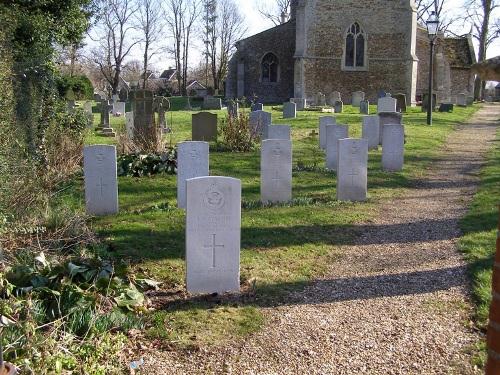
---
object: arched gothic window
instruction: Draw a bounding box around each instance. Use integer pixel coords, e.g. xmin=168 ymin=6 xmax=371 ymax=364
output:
xmin=261 ymin=53 xmax=279 ymax=83
xmin=344 ymin=23 xmax=366 ymax=69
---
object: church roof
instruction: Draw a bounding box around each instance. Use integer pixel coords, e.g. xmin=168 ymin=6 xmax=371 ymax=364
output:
xmin=442 ymin=36 xmax=476 ymax=68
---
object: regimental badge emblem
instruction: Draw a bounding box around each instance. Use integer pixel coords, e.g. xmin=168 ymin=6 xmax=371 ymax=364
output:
xmin=204 ymin=183 xmax=225 ymax=211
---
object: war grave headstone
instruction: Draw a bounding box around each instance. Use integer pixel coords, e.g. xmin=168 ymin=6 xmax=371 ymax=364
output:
xmin=177 ymin=142 xmax=210 ymax=209
xmin=186 ymin=176 xmax=241 ymax=294
xmin=377 ymin=94 xmax=397 ymax=113
xmin=378 ymin=112 xmax=402 ymax=145
xmin=360 ymin=100 xmax=370 ymax=115
xmin=291 ymin=98 xmax=307 ymax=111
xmin=328 ymin=91 xmax=342 ymax=106
xmin=249 ymin=110 xmax=271 ymax=139
xmin=268 ymin=125 xmax=291 ymax=140
xmin=334 ymin=100 xmax=344 ymax=114
xmin=283 ymin=102 xmax=297 ymax=119
xmin=422 ymin=93 xmax=437 ymax=112
xmin=261 ymin=139 xmax=292 ymax=203
xmin=352 ymin=91 xmax=365 ymax=107
xmin=192 ymin=112 xmax=218 ymax=142
xmin=466 ymin=96 xmax=474 ymax=106
xmin=83 ymin=144 xmax=119 ymax=216
xmin=203 ymin=96 xmax=223 ymax=110
xmin=251 ymin=103 xmax=264 ymax=112
xmin=337 ymin=138 xmax=368 ymax=202
xmin=382 ymin=124 xmax=405 ymax=172
xmin=113 ymin=101 xmax=126 ymax=116
xmin=319 ymin=116 xmax=336 ymax=149
xmin=362 ymin=115 xmax=380 ymax=150
xmin=125 ymin=112 xmax=134 ymax=138
xmin=326 ymin=124 xmax=349 ymax=171
xmin=393 ymin=93 xmax=407 ymax=112
xmin=227 ymin=101 xmax=239 ymax=118
xmin=439 ymin=103 xmax=454 ymax=112
xmin=457 ymin=93 xmax=467 ymax=107
xmin=316 ymin=92 xmax=326 ymax=106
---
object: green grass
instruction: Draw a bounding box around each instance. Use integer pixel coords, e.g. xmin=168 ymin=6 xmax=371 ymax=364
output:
xmin=74 ymin=102 xmax=480 ymax=347
xmin=458 ymin=127 xmax=500 ymax=366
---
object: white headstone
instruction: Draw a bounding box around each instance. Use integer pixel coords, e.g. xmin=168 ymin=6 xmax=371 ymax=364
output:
xmin=283 ymin=102 xmax=297 ymax=119
xmin=186 ymin=176 xmax=241 ymax=294
xmin=268 ymin=125 xmax=291 ymax=140
xmin=261 ymin=139 xmax=292 ymax=203
xmin=319 ymin=116 xmax=336 ymax=149
xmin=326 ymin=124 xmax=349 ymax=171
xmin=83 ymin=145 xmax=119 ymax=216
xmin=113 ymin=101 xmax=126 ymax=116
xmin=377 ymin=94 xmax=397 ymax=113
xmin=249 ymin=110 xmax=272 ymax=139
xmin=177 ymin=142 xmax=209 ymax=209
xmin=382 ymin=124 xmax=405 ymax=172
xmin=125 ymin=111 xmax=134 ymax=138
xmin=362 ymin=115 xmax=380 ymax=150
xmin=337 ymin=138 xmax=368 ymax=202
xmin=352 ymin=91 xmax=365 ymax=107
xmin=378 ymin=112 xmax=402 ymax=145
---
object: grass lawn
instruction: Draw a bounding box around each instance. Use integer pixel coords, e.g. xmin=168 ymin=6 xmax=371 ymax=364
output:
xmin=73 ymin=101 xmax=479 ymax=348
xmin=459 ymin=127 xmax=500 ymax=365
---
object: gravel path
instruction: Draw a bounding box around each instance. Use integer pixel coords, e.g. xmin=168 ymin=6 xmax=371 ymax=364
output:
xmin=142 ymin=104 xmax=499 ymax=374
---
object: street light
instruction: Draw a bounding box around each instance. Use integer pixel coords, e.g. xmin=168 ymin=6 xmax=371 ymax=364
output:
xmin=426 ymin=11 xmax=439 ymax=125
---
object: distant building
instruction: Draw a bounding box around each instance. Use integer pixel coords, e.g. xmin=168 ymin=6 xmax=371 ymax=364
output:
xmin=187 ymin=80 xmax=207 ymax=97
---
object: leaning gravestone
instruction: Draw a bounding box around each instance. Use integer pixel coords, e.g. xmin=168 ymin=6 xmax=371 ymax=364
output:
xmin=362 ymin=115 xmax=380 ymax=150
xmin=268 ymin=125 xmax=291 ymax=140
xmin=283 ymin=102 xmax=297 ymax=119
xmin=113 ymin=101 xmax=126 ymax=116
xmin=83 ymin=145 xmax=119 ymax=216
xmin=382 ymin=124 xmax=405 ymax=172
xmin=377 ymin=94 xmax=397 ymax=113
xmin=227 ymin=101 xmax=239 ymax=118
xmin=177 ymin=142 xmax=209 ymax=209
xmin=251 ymin=103 xmax=264 ymax=112
xmin=291 ymin=98 xmax=307 ymax=111
xmin=319 ymin=116 xmax=336 ymax=149
xmin=261 ymin=139 xmax=292 ymax=203
xmin=186 ymin=176 xmax=241 ymax=294
xmin=334 ymin=100 xmax=344 ymax=114
xmin=378 ymin=112 xmax=402 ymax=145
xmin=249 ymin=110 xmax=271 ymax=139
xmin=125 ymin=112 xmax=134 ymax=138
xmin=360 ymin=100 xmax=370 ymax=115
xmin=326 ymin=124 xmax=349 ymax=171
xmin=337 ymin=138 xmax=368 ymax=202
xmin=352 ymin=91 xmax=365 ymax=107
xmin=316 ymin=92 xmax=326 ymax=106
xmin=192 ymin=112 xmax=218 ymax=142
xmin=393 ymin=93 xmax=407 ymax=112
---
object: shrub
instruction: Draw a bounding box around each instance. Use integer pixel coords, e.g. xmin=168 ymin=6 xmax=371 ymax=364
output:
xmin=219 ymin=111 xmax=258 ymax=152
xmin=56 ymin=74 xmax=94 ymax=100
xmin=117 ymin=150 xmax=177 ymax=177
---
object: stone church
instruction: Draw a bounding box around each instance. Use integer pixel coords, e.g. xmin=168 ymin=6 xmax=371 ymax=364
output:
xmin=225 ymin=0 xmax=476 ymax=105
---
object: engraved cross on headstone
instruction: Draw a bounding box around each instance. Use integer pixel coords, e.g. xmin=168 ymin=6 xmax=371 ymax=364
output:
xmin=347 ymin=168 xmax=358 ymax=186
xmin=272 ymin=171 xmax=280 ymax=190
xmin=96 ymin=177 xmax=108 ymax=197
xmin=272 ymin=144 xmax=281 ymax=165
xmin=204 ymin=234 xmax=224 ymax=268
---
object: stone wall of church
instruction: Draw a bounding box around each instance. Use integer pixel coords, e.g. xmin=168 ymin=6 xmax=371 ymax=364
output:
xmin=297 ymin=0 xmax=417 ymax=103
xmin=226 ymin=21 xmax=296 ymax=103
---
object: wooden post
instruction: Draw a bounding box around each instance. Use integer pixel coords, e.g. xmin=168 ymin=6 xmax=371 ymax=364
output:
xmin=486 ymin=206 xmax=500 ymax=374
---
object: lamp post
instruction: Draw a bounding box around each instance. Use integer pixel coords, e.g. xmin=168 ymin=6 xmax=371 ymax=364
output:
xmin=426 ymin=11 xmax=439 ymax=125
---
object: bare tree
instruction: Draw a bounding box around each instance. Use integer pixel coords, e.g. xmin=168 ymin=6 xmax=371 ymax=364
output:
xmin=91 ymin=0 xmax=139 ymax=94
xmin=416 ymin=0 xmax=457 ymax=34
xmin=257 ymin=0 xmax=291 ymax=26
xmin=136 ymin=0 xmax=165 ymax=89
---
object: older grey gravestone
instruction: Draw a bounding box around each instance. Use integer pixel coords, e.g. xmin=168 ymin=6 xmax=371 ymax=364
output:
xmin=319 ymin=116 xmax=336 ymax=149
xmin=268 ymin=125 xmax=291 ymax=140
xmin=334 ymin=100 xmax=344 ymax=113
xmin=283 ymin=102 xmax=297 ymax=119
xmin=227 ymin=101 xmax=239 ymax=118
xmin=83 ymin=145 xmax=119 ymax=216
xmin=261 ymin=139 xmax=292 ymax=203
xmin=251 ymin=103 xmax=264 ymax=112
xmin=362 ymin=115 xmax=380 ymax=150
xmin=352 ymin=91 xmax=365 ymax=107
xmin=393 ymin=93 xmax=407 ymax=112
xmin=203 ymin=96 xmax=223 ymax=110
xmin=130 ymin=90 xmax=154 ymax=132
xmin=377 ymin=94 xmax=397 ymax=113
xmin=249 ymin=110 xmax=271 ymax=139
xmin=186 ymin=176 xmax=241 ymax=294
xmin=422 ymin=93 xmax=437 ymax=112
xmin=113 ymin=101 xmax=126 ymax=116
xmin=94 ymin=93 xmax=103 ymax=101
xmin=125 ymin=112 xmax=134 ymax=138
xmin=378 ymin=112 xmax=402 ymax=145
xmin=326 ymin=124 xmax=349 ymax=171
xmin=328 ymin=91 xmax=342 ymax=106
xmin=112 ymin=94 xmax=119 ymax=104
xmin=382 ymin=124 xmax=405 ymax=172
xmin=192 ymin=112 xmax=218 ymax=142
xmin=337 ymin=138 xmax=368 ymax=202
xmin=456 ymin=93 xmax=467 ymax=107
xmin=177 ymin=142 xmax=209 ymax=209
xmin=439 ymin=103 xmax=454 ymax=112
xmin=360 ymin=100 xmax=370 ymax=115
xmin=291 ymin=98 xmax=307 ymax=111
xmin=100 ymin=100 xmax=112 ymax=127
xmin=316 ymin=92 xmax=326 ymax=106
xmin=467 ymin=96 xmax=474 ymax=106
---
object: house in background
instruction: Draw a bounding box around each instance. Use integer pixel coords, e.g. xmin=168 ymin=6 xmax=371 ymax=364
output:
xmin=187 ymin=80 xmax=207 ymax=97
